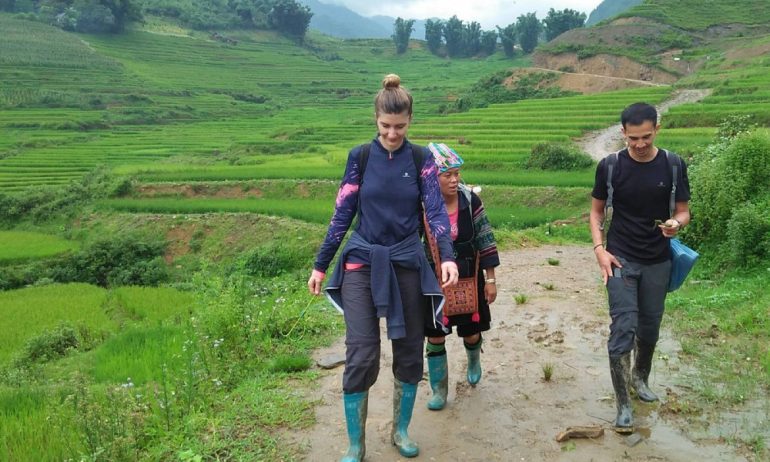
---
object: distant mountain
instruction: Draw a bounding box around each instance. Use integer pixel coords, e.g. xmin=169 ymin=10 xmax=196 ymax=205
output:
xmin=585 ymin=0 xmax=643 ymax=26
xmin=298 ymin=0 xmax=391 ymax=38
xmin=298 ymin=0 xmax=432 ymax=40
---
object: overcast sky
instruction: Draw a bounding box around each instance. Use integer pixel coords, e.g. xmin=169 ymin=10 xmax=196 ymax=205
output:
xmin=324 ymin=0 xmax=605 ymax=28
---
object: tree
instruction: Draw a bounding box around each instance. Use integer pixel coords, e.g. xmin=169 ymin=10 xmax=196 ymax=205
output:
xmin=229 ymin=0 xmax=272 ymax=28
xmin=425 ymin=19 xmax=443 ymax=54
xmin=543 ymin=8 xmax=586 ymax=41
xmin=496 ymin=23 xmax=516 ymax=57
xmin=461 ymin=21 xmax=482 ymax=56
xmin=443 ymin=15 xmax=464 ymax=58
xmin=74 ymin=0 xmax=115 ymax=32
xmin=393 ymin=17 xmax=415 ymax=54
xmin=268 ymin=0 xmax=312 ymax=42
xmin=481 ymin=30 xmax=497 ymax=56
xmin=515 ymin=13 xmax=541 ymax=54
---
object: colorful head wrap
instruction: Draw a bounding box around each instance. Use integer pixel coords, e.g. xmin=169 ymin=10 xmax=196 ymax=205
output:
xmin=427 ymin=142 xmax=464 ymax=173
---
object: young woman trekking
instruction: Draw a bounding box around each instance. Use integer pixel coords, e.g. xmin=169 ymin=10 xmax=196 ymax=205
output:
xmin=422 ymin=143 xmax=500 ymax=410
xmin=308 ymin=74 xmax=458 ymax=461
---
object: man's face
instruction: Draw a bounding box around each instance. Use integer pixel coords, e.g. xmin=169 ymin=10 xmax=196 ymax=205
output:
xmin=622 ymin=120 xmax=660 ymax=159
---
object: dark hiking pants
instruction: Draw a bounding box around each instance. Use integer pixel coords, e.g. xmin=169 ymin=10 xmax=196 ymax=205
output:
xmin=340 ymin=266 xmax=425 ymax=393
xmin=606 ymin=257 xmax=671 ymax=357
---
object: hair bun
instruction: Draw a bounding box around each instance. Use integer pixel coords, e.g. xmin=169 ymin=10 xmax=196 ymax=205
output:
xmin=382 ymin=74 xmax=401 ymax=89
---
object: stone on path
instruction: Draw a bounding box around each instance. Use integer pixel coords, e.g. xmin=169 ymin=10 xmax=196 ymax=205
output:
xmin=317 ymin=353 xmax=345 ymax=369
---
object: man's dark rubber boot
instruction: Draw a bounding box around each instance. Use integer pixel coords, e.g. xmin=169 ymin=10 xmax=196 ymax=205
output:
xmin=391 ymin=380 xmax=419 ymax=457
xmin=426 ymin=342 xmax=448 ymax=410
xmin=632 ymin=338 xmax=659 ymax=402
xmin=609 ymin=353 xmax=634 ymax=433
xmin=340 ymin=391 xmax=368 ymax=462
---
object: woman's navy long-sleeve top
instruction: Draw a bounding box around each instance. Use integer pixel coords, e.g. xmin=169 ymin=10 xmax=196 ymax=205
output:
xmin=314 ymin=138 xmax=454 ymax=271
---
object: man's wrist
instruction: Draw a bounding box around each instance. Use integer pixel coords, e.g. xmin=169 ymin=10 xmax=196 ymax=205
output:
xmin=593 ymin=243 xmax=604 ymax=251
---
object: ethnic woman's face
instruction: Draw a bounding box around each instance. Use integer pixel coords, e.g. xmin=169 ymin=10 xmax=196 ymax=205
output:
xmin=376 ymin=111 xmax=411 ymax=152
xmin=438 ymin=168 xmax=460 ymax=199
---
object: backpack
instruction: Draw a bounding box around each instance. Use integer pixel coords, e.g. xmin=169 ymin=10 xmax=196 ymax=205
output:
xmin=602 ymin=149 xmax=697 ymax=292
xmin=358 ymin=142 xmax=427 ymax=189
xmin=602 ymin=149 xmax=682 ymax=231
xmin=357 ymin=142 xmax=428 ymax=217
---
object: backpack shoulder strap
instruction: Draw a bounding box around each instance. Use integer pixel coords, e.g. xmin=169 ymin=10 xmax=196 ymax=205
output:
xmin=666 ymin=150 xmax=681 ymax=217
xmin=358 ymin=143 xmax=371 ymax=185
xmin=412 ymin=144 xmax=427 ymax=197
xmin=603 ymin=151 xmax=619 ymax=223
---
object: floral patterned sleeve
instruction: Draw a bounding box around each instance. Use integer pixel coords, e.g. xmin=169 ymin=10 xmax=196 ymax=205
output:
xmin=313 ymin=148 xmax=361 ymax=272
xmin=419 ymin=156 xmax=454 ymax=262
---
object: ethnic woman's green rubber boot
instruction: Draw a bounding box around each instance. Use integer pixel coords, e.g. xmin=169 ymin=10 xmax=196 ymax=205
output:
xmin=391 ymin=380 xmax=419 ymax=458
xmin=340 ymin=391 xmax=368 ymax=462
xmin=465 ymin=337 xmax=483 ymax=386
xmin=426 ymin=342 xmax=448 ymax=410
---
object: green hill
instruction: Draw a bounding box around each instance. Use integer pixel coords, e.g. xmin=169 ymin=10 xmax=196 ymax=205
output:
xmin=585 ymin=0 xmax=643 ymax=26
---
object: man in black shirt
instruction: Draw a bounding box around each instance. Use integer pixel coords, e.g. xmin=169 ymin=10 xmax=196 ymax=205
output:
xmin=589 ymin=102 xmax=691 ymax=432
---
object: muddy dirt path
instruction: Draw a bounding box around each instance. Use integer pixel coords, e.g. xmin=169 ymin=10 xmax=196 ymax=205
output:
xmin=291 ymin=245 xmax=746 ymax=462
xmin=578 ymin=89 xmax=713 ymax=161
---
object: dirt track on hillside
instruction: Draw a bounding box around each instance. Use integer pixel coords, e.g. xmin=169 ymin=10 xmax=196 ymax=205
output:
xmin=578 ymin=89 xmax=712 ymax=161
xmin=288 ymin=246 xmax=746 ymax=462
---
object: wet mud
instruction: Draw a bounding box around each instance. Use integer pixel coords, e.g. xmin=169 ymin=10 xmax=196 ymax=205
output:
xmin=290 ymin=246 xmax=747 ymax=461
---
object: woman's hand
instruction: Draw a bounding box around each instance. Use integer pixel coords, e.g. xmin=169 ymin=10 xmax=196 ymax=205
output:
xmin=440 ymin=261 xmax=459 ymax=288
xmin=594 ymin=247 xmax=621 ymax=285
xmin=484 ymin=281 xmax=497 ymax=304
xmin=307 ymin=269 xmax=325 ymax=295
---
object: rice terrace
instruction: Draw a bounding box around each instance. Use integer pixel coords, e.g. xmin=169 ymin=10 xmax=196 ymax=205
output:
xmin=0 ymin=0 xmax=769 ymax=460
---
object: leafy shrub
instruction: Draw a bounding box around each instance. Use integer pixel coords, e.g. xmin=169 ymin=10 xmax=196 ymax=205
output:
xmin=14 ymin=324 xmax=78 ymax=366
xmin=525 ymin=142 xmax=594 ymax=170
xmin=242 ymin=241 xmax=311 ymax=278
xmin=725 ymin=197 xmax=770 ymax=266
xmin=687 ymin=130 xmax=770 ymax=265
xmin=50 ymin=235 xmax=168 ymax=287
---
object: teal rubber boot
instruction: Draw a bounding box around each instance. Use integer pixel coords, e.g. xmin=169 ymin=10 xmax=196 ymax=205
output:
xmin=391 ymin=380 xmax=419 ymax=458
xmin=340 ymin=391 xmax=368 ymax=462
xmin=426 ymin=346 xmax=448 ymax=410
xmin=465 ymin=337 xmax=483 ymax=386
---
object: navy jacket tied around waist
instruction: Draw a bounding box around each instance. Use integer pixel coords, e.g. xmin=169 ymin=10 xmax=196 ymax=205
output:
xmin=324 ymin=231 xmax=445 ymax=339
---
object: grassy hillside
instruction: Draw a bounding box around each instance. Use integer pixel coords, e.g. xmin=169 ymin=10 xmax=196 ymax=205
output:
xmin=620 ymin=0 xmax=770 ymax=30
xmin=1 ymin=5 xmax=769 ymax=460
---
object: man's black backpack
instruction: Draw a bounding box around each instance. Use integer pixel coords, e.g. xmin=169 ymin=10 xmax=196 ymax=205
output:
xmin=602 ymin=149 xmax=683 ymax=231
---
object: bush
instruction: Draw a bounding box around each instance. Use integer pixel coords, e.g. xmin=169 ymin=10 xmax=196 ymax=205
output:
xmin=14 ymin=324 xmax=79 ymax=366
xmin=525 ymin=142 xmax=594 ymax=170
xmin=50 ymin=235 xmax=168 ymax=287
xmin=725 ymin=197 xmax=770 ymax=266
xmin=687 ymin=130 xmax=770 ymax=265
xmin=242 ymin=241 xmax=309 ymax=278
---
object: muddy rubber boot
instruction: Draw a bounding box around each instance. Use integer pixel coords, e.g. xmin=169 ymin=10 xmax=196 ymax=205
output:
xmin=391 ymin=380 xmax=419 ymax=458
xmin=609 ymin=353 xmax=634 ymax=433
xmin=464 ymin=337 xmax=482 ymax=386
xmin=426 ymin=342 xmax=448 ymax=410
xmin=340 ymin=391 xmax=368 ymax=462
xmin=632 ymin=338 xmax=659 ymax=402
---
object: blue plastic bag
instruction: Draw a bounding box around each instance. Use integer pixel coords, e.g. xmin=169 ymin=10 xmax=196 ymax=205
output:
xmin=668 ymin=238 xmax=699 ymax=292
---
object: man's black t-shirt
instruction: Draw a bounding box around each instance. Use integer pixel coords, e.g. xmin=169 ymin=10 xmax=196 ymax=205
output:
xmin=592 ymin=148 xmax=691 ymax=264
